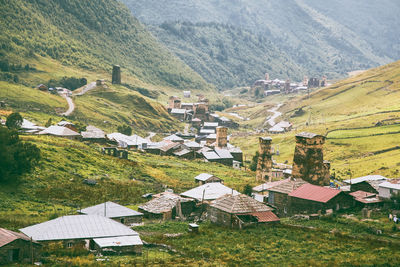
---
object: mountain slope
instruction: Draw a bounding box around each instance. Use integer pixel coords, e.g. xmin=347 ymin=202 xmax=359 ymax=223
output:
xmin=122 ymin=0 xmax=399 ymax=81
xmin=149 ymin=22 xmax=305 ymax=89
xmin=0 ymin=0 xmax=208 ymax=90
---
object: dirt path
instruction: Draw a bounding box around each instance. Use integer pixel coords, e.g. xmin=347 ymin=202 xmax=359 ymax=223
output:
xmin=265 ymin=103 xmax=283 ymax=127
xmin=73 ymin=82 xmax=97 ymax=96
xmin=61 ymin=94 xmax=75 ymax=116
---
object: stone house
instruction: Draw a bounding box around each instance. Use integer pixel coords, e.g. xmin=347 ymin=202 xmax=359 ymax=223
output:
xmin=288 ymin=184 xmax=354 ymax=215
xmin=38 ymin=125 xmax=81 ymax=140
xmin=79 ymin=201 xmax=143 ymax=225
xmin=378 ymin=179 xmax=400 ymax=199
xmin=194 ymin=173 xmax=223 ymax=185
xmin=0 ymin=228 xmax=41 ymax=265
xmin=208 ymin=194 xmax=279 ymax=229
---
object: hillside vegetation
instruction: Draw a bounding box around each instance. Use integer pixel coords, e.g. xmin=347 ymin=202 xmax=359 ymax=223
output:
xmin=122 ymin=0 xmax=399 ymax=83
xmin=149 ymin=22 xmax=304 ymax=89
xmin=231 ymin=60 xmax=400 ymax=180
xmin=0 ymin=0 xmax=208 ymax=90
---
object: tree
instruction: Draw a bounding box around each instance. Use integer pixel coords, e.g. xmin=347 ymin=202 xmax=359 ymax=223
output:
xmin=117 ymin=125 xmax=132 ymax=136
xmin=243 ymin=184 xmax=253 ymax=196
xmin=249 ymin=151 xmax=259 ymax=172
xmin=0 ymin=127 xmax=41 ymax=183
xmin=45 ymin=118 xmax=53 ymax=127
xmin=6 ymin=112 xmax=23 ymax=130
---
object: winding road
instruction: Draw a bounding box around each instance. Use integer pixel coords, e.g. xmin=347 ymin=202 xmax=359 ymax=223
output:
xmin=265 ymin=103 xmax=283 ymax=127
xmin=61 ymin=82 xmax=97 ymax=116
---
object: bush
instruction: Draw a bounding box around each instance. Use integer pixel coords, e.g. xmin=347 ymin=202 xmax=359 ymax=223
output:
xmin=117 ymin=124 xmax=132 ymax=136
xmin=47 ymin=76 xmax=87 ymax=91
xmin=6 ymin=112 xmax=23 ymax=130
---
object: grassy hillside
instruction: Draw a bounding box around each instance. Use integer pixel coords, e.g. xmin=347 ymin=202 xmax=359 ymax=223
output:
xmin=122 ymin=0 xmax=398 ymax=81
xmin=231 ymin=60 xmax=400 ymax=180
xmin=0 ymin=135 xmax=255 ymax=231
xmin=149 ymin=22 xmax=305 ymax=89
xmin=0 ymin=0 xmax=209 ymax=90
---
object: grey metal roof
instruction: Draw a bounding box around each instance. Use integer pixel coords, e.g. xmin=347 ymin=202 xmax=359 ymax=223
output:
xmin=81 ymin=125 xmax=106 ymax=139
xmin=344 ymin=175 xmax=387 ymax=185
xmin=214 ymin=148 xmax=233 ymax=159
xmin=180 ymin=183 xmax=239 ymax=201
xmin=379 ymin=180 xmax=400 ymax=190
xmin=171 ymin=108 xmax=186 ymax=114
xmin=163 ymin=134 xmax=184 ymax=142
xmin=93 ymin=235 xmax=143 ymax=248
xmin=203 ymin=151 xmax=220 ymax=160
xmin=79 ymin=202 xmax=143 ymax=218
xmin=20 ymin=215 xmax=138 ymax=241
xmin=107 ymin=133 xmax=147 ymax=146
xmin=200 ymin=128 xmax=215 ymax=134
xmin=204 ymin=122 xmax=219 ymax=127
xmin=39 ymin=126 xmax=80 ymax=136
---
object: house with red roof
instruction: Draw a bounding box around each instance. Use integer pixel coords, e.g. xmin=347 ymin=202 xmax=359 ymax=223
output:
xmin=288 ymin=184 xmax=354 ymax=215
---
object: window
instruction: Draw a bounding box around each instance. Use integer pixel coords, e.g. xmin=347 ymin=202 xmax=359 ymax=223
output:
xmin=67 ymin=242 xmax=73 ymax=248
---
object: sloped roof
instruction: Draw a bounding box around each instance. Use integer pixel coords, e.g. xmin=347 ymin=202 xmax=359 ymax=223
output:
xmin=200 ymin=128 xmax=215 ymax=134
xmin=247 ymin=211 xmax=280 ymax=222
xmin=253 ymin=178 xmax=291 ymax=192
xmin=344 ymin=175 xmax=387 ymax=185
xmin=289 ymin=184 xmax=342 ymax=203
xmin=268 ymin=179 xmax=308 ymax=194
xmin=79 ymin=201 xmax=142 ymax=218
xmin=163 ymin=134 xmax=184 ymax=142
xmin=203 ymin=151 xmax=220 ymax=160
xmin=160 ymin=141 xmax=181 ymax=152
xmin=171 ymin=109 xmax=186 ymax=114
xmin=194 ymin=173 xmax=220 ymax=182
xmin=379 ymin=180 xmax=400 ymax=190
xmin=184 ymin=141 xmax=201 ymax=148
xmin=20 ymin=215 xmax=138 ymax=241
xmin=210 ymin=194 xmax=271 ymax=214
xmin=139 ymin=193 xmax=191 ymax=214
xmin=204 ymin=122 xmax=219 ymax=127
xmin=81 ymin=125 xmax=105 ymax=139
xmin=174 ymin=149 xmax=192 ymax=156
xmin=180 ymin=183 xmax=239 ymax=201
xmin=214 ymin=148 xmax=233 ymax=159
xmin=0 ymin=228 xmax=36 ymax=248
xmin=39 ymin=125 xmax=80 ymax=136
xmin=107 ymin=133 xmax=147 ymax=146
xmin=296 ymin=132 xmax=321 ymax=139
xmin=349 ymin=191 xmax=382 ymax=204
xmin=21 ymin=119 xmax=43 ymax=130
xmin=57 ymin=121 xmax=74 ymax=126
xmin=93 ymin=235 xmax=142 ymax=248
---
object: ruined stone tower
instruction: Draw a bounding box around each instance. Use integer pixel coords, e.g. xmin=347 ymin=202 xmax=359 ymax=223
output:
xmin=112 ymin=65 xmax=121 ymax=84
xmin=256 ymin=137 xmax=273 ymax=181
xmin=291 ymin=132 xmax=330 ymax=185
xmin=216 ymin=126 xmax=228 ymax=148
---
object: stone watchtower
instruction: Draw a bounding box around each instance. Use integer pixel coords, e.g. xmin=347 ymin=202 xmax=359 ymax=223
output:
xmin=291 ymin=132 xmax=330 ymax=185
xmin=216 ymin=126 xmax=228 ymax=148
xmin=112 ymin=65 xmax=121 ymax=84
xmin=256 ymin=137 xmax=273 ymax=181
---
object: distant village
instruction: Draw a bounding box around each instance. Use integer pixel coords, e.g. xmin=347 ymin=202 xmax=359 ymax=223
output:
xmin=1 ymin=68 xmax=400 ymax=265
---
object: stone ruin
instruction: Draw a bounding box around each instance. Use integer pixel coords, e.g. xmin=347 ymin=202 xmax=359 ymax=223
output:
xmin=256 ymin=137 xmax=273 ymax=181
xmin=291 ymin=132 xmax=330 ymax=186
xmin=112 ymin=65 xmax=121 ymax=84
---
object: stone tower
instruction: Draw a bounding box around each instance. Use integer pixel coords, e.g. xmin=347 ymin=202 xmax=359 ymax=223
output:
xmin=291 ymin=132 xmax=330 ymax=185
xmin=303 ymin=76 xmax=308 ymax=87
xmin=284 ymin=79 xmax=291 ymax=93
xmin=265 ymin=73 xmax=270 ymax=81
xmin=216 ymin=126 xmax=228 ymax=148
xmin=112 ymin=65 xmax=121 ymax=84
xmin=256 ymin=137 xmax=273 ymax=181
xmin=168 ymin=96 xmax=181 ymax=109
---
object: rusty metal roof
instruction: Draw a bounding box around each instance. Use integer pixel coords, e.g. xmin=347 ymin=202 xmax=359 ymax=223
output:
xmin=246 ymin=211 xmax=280 ymax=222
xmin=289 ymin=184 xmax=341 ymax=203
xmin=0 ymin=228 xmax=36 ymax=247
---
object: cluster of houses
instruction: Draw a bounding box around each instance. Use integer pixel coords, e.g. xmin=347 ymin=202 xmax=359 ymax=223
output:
xmin=252 ymin=73 xmax=330 ymax=97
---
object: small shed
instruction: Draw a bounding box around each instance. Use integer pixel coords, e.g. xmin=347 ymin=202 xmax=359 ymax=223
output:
xmin=194 ymin=173 xmax=223 ymax=185
xmin=93 ymin=235 xmax=143 ymax=255
xmin=79 ymin=202 xmax=143 ymax=225
xmin=0 ymin=228 xmax=41 ymax=265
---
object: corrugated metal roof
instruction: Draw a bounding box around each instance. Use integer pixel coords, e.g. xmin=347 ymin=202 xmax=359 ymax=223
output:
xmin=194 ymin=173 xmax=215 ymax=182
xmin=247 ymin=211 xmax=280 ymax=222
xmin=0 ymin=228 xmax=35 ymax=248
xmin=184 ymin=141 xmax=201 ymax=148
xmin=171 ymin=109 xmax=186 ymax=114
xmin=174 ymin=149 xmax=192 ymax=156
xmin=39 ymin=126 xmax=80 ymax=136
xmin=289 ymin=184 xmax=342 ymax=203
xmin=107 ymin=133 xmax=147 ymax=146
xmin=20 ymin=215 xmax=138 ymax=241
xmin=79 ymin=202 xmax=142 ymax=218
xmin=180 ymin=183 xmax=239 ymax=201
xmin=214 ymin=148 xmax=233 ymax=159
xmin=379 ymin=180 xmax=400 ymax=190
xmin=204 ymin=122 xmax=219 ymax=127
xmin=81 ymin=125 xmax=105 ymax=139
xmin=344 ymin=175 xmax=387 ymax=185
xmin=210 ymin=194 xmax=271 ymax=214
xmin=93 ymin=235 xmax=143 ymax=248
xmin=203 ymin=151 xmax=220 ymax=160
xmin=163 ymin=134 xmax=184 ymax=142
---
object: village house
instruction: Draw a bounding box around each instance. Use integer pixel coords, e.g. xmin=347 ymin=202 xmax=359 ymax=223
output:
xmin=81 ymin=125 xmax=106 ymax=142
xmin=194 ymin=173 xmax=223 ymax=185
xmin=180 ymin=183 xmax=239 ymax=202
xmin=19 ymin=215 xmax=143 ymax=254
xmin=267 ymin=178 xmax=308 ymax=216
xmin=173 ymin=148 xmax=195 ymax=159
xmin=0 ymin=228 xmax=41 ymax=265
xmin=208 ymin=194 xmax=279 ymax=229
xmin=252 ymin=178 xmax=291 ymax=202
xmin=138 ymin=193 xmax=195 ymax=220
xmin=183 ymin=90 xmax=191 ymax=98
xmin=378 ymin=179 xmax=400 ymax=199
xmin=79 ymin=201 xmax=143 ymax=225
xmin=20 ymin=119 xmax=45 ymax=134
xmin=93 ymin=235 xmax=143 ymax=255
xmin=349 ymin=191 xmax=382 ymax=208
xmin=203 ymin=122 xmax=219 ymax=130
xmin=343 ymin=175 xmax=388 ymax=193
xmin=38 ymin=125 xmax=81 ymax=140
xmin=288 ymin=184 xmax=354 ymax=215
xmin=107 ymin=133 xmax=147 ymax=149
xmin=163 ymin=134 xmax=184 ymax=143
xmin=181 ymin=103 xmax=194 ymax=110
xmin=170 ymin=108 xmax=187 ymax=121
xmin=57 ymin=121 xmax=78 ymax=132
xmin=184 ymin=140 xmax=202 ymax=151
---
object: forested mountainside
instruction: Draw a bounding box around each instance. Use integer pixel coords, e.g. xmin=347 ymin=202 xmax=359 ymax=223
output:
xmin=122 ymin=0 xmax=399 ymax=85
xmin=0 ymin=0 xmax=208 ymax=90
xmin=149 ymin=22 xmax=304 ymax=89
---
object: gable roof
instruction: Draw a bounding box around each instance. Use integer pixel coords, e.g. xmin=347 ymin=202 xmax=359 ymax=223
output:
xmin=163 ymin=134 xmax=184 ymax=142
xmin=210 ymin=194 xmax=271 ymax=214
xmin=214 ymin=148 xmax=233 ymax=159
xmin=180 ymin=183 xmax=239 ymax=201
xmin=194 ymin=173 xmax=221 ymax=182
xmin=268 ymin=179 xmax=308 ymax=194
xmin=93 ymin=235 xmax=143 ymax=248
xmin=379 ymin=180 xmax=400 ymax=190
xmin=253 ymin=178 xmax=291 ymax=192
xmin=171 ymin=109 xmax=186 ymax=114
xmin=81 ymin=125 xmax=106 ymax=139
xmin=203 ymin=122 xmax=219 ymax=127
xmin=138 ymin=193 xmax=191 ymax=214
xmin=0 ymin=228 xmax=36 ymax=248
xmin=79 ymin=201 xmax=143 ymax=218
xmin=184 ymin=141 xmax=201 ymax=148
xmin=39 ymin=125 xmax=80 ymax=136
xmin=107 ymin=133 xmax=147 ymax=146
xmin=344 ymin=175 xmax=387 ymax=185
xmin=296 ymin=132 xmax=321 ymax=139
xmin=289 ymin=184 xmax=342 ymax=203
xmin=20 ymin=215 xmax=138 ymax=241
